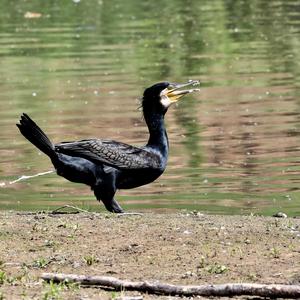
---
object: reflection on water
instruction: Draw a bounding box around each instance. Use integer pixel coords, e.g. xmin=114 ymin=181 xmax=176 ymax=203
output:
xmin=1 ymin=0 xmax=300 ymax=215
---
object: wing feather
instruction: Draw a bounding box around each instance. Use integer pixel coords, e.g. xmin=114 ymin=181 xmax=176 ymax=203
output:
xmin=55 ymin=139 xmax=162 ymax=170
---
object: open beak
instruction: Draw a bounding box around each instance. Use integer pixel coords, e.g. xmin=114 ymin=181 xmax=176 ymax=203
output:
xmin=164 ymin=80 xmax=200 ymax=103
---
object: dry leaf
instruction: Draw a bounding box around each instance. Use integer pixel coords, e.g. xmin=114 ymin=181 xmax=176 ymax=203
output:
xmin=24 ymin=12 xmax=42 ymax=19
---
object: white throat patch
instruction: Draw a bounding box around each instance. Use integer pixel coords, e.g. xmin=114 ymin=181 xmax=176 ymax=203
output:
xmin=160 ymin=90 xmax=172 ymax=108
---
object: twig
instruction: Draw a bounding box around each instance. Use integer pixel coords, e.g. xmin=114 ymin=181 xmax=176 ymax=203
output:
xmin=9 ymin=170 xmax=55 ymax=184
xmin=16 ymin=209 xmax=142 ymax=216
xmin=116 ymin=297 xmax=143 ymax=300
xmin=1 ymin=170 xmax=55 ymax=187
xmin=41 ymin=273 xmax=300 ymax=298
xmin=50 ymin=205 xmax=90 ymax=214
xmin=117 ymin=212 xmax=143 ymax=217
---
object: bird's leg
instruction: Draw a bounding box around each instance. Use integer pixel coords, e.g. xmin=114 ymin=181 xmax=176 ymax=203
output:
xmin=104 ymin=198 xmax=124 ymax=214
xmin=93 ymin=167 xmax=125 ymax=213
xmin=98 ymin=196 xmax=124 ymax=213
xmin=93 ymin=187 xmax=124 ymax=214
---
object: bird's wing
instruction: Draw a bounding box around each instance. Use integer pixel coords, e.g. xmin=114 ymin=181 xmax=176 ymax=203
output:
xmin=55 ymin=139 xmax=162 ymax=170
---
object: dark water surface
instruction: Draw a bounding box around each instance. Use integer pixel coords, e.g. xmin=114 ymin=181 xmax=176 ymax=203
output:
xmin=1 ymin=0 xmax=300 ymax=215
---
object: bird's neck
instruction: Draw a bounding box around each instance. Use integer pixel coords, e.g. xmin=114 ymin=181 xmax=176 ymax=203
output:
xmin=145 ymin=113 xmax=169 ymax=155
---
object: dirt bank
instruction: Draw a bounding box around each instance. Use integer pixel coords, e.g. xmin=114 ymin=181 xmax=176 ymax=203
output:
xmin=0 ymin=211 xmax=299 ymax=299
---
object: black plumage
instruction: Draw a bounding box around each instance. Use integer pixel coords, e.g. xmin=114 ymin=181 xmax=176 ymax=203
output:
xmin=16 ymin=80 xmax=199 ymax=213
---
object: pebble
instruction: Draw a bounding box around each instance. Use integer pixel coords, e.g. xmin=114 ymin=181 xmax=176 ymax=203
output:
xmin=272 ymin=212 xmax=287 ymax=218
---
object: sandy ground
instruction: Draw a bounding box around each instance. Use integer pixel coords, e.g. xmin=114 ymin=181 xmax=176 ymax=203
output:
xmin=0 ymin=211 xmax=299 ymax=299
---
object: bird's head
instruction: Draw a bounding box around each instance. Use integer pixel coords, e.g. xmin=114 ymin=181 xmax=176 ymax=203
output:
xmin=142 ymin=80 xmax=200 ymax=116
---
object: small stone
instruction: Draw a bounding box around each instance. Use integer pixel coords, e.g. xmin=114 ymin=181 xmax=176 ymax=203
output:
xmin=273 ymin=212 xmax=287 ymax=218
xmin=183 ymin=230 xmax=191 ymax=235
xmin=72 ymin=261 xmax=81 ymax=268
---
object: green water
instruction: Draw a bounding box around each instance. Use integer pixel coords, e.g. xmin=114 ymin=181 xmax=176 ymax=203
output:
xmin=1 ymin=0 xmax=300 ymax=215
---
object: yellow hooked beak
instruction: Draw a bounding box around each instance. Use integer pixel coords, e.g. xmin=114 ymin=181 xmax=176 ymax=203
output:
xmin=163 ymin=80 xmax=200 ymax=103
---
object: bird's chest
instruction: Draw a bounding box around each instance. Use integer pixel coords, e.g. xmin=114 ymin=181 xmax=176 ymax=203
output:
xmin=116 ymin=169 xmax=163 ymax=189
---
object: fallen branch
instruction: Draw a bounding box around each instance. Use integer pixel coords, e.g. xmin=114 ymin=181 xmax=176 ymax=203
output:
xmin=41 ymin=273 xmax=300 ymax=298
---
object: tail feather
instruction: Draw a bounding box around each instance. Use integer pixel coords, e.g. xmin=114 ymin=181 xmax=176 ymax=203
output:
xmin=17 ymin=113 xmax=56 ymax=158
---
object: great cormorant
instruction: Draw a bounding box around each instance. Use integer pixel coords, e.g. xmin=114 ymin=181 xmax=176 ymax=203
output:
xmin=17 ymin=80 xmax=200 ymax=213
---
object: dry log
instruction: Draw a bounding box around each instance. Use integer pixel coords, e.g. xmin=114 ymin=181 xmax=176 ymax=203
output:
xmin=41 ymin=273 xmax=300 ymax=298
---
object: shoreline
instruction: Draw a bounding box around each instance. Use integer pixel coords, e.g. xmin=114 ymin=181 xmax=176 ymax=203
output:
xmin=0 ymin=211 xmax=299 ymax=299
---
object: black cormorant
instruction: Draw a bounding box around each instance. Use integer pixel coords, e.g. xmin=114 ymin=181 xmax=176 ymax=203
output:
xmin=17 ymin=80 xmax=200 ymax=213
